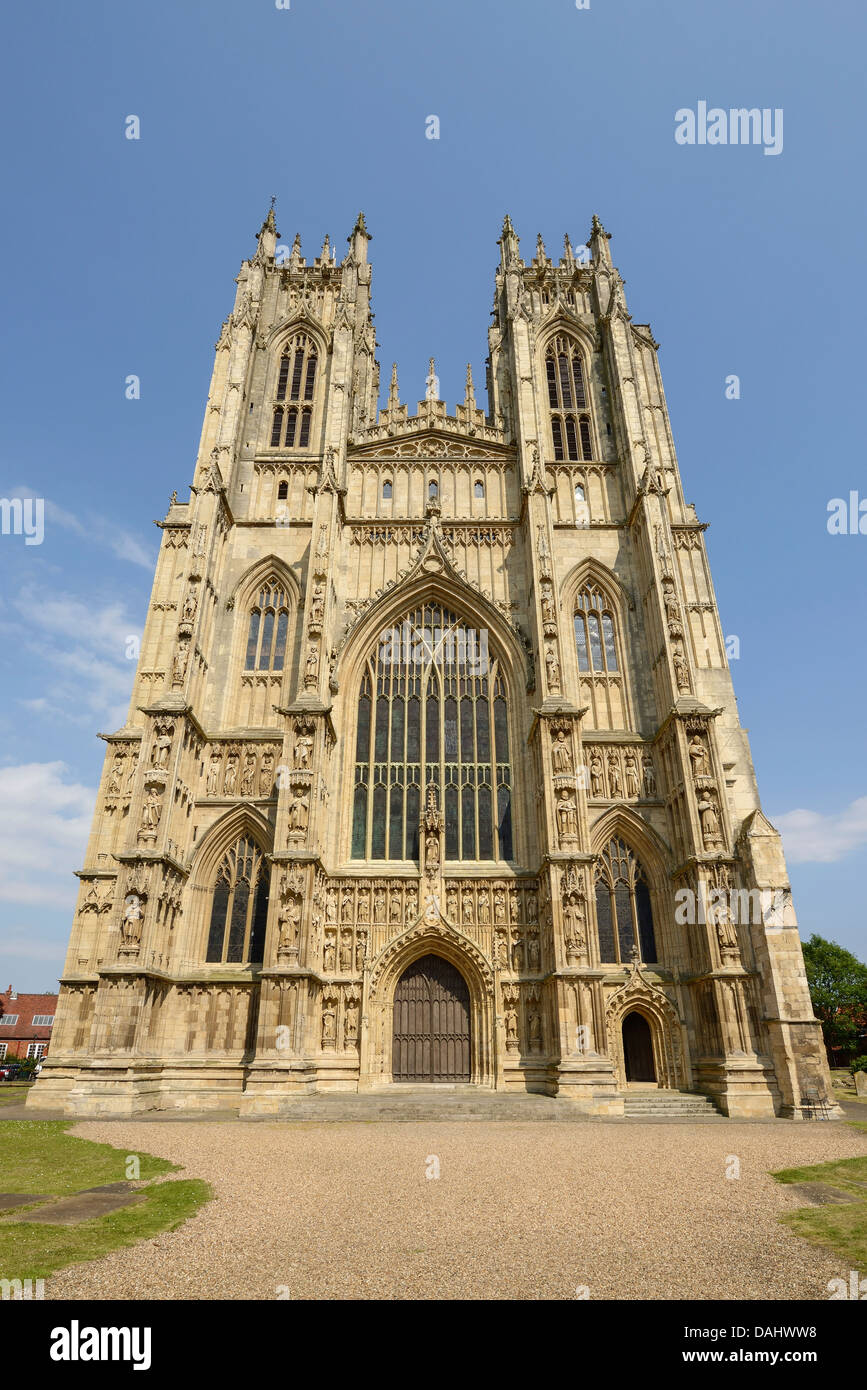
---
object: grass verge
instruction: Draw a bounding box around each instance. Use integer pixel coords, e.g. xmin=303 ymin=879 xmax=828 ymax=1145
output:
xmin=0 ymin=1120 xmax=211 ymax=1284
xmin=772 ymin=1153 xmax=867 ymax=1272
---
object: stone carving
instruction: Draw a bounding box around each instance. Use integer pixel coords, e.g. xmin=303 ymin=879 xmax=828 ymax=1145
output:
xmin=138 ymin=786 xmax=162 ymax=843
xmin=545 ymin=643 xmax=561 ymax=692
xmin=556 ymin=787 xmax=578 ymax=843
xmin=688 ymin=734 xmax=711 ymax=780
xmin=240 ymin=751 xmax=256 ymax=797
xmin=697 ymin=791 xmax=723 ymax=848
xmin=642 ymin=754 xmax=657 ymax=798
xmin=551 ymin=725 xmax=573 ymax=773
xmin=304 ymin=644 xmax=319 ymax=688
xmin=321 ymin=995 xmax=337 ymax=1049
xmin=293 ymin=721 xmax=314 ymax=768
xmin=206 ymin=753 xmax=221 ymax=796
xmin=120 ymin=894 xmax=144 ymax=952
xmin=287 ymin=785 xmax=309 ymax=835
xmin=223 ymin=752 xmax=239 ymax=796
xmin=151 ymin=722 xmax=174 ymax=770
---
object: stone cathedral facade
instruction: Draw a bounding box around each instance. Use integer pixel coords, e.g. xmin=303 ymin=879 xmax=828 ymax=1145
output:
xmin=30 ymin=209 xmax=836 ymax=1119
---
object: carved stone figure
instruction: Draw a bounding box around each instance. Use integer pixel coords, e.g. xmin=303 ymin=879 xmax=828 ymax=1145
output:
xmin=152 ymin=726 xmax=172 ymax=769
xmin=341 ymin=889 xmax=354 ymax=922
xmin=505 ymin=1007 xmax=518 ymax=1047
xmin=462 ymin=889 xmax=474 ymax=924
xmin=607 ymin=752 xmax=621 ymax=797
xmin=326 ymin=887 xmax=338 ymax=922
xmin=556 ymin=788 xmax=578 ymax=841
xmin=689 ymin=735 xmax=710 ymax=779
xmin=446 ymin=886 xmax=457 ymax=922
xmin=527 ymin=934 xmax=541 ymax=971
xmin=477 ymin=890 xmax=490 ymax=925
xmin=698 ymin=793 xmax=722 ymax=846
xmin=339 ymin=932 xmax=353 ymax=972
xmin=258 ymin=751 xmax=275 ymax=797
xmin=288 ymin=788 xmax=309 ymax=833
xmin=642 ymin=755 xmax=656 ymax=798
xmin=672 ymin=643 xmax=690 ymax=691
xmin=590 ymin=752 xmax=604 ymax=797
xmin=304 ymin=645 xmax=319 ymax=686
xmin=545 ymin=644 xmax=560 ymax=690
xmin=139 ymin=789 xmax=161 ymax=835
xmin=344 ymin=999 xmax=359 ymax=1046
xmin=323 ymin=937 xmax=336 ymax=971
xmin=528 ymin=1010 xmax=543 ymax=1051
xmin=206 ymin=754 xmax=221 ymax=796
xmin=624 ymin=751 xmax=640 ymax=798
xmin=120 ymin=895 xmax=143 ymax=948
xmin=493 ymin=887 xmax=506 ymax=924
xmin=107 ymin=756 xmax=124 ymax=795
xmin=240 ymin=752 xmax=256 ymax=797
xmin=321 ymin=1001 xmax=336 ymax=1048
xmin=294 ymin=727 xmax=314 ymax=768
xmin=551 ymin=728 xmax=572 ymax=773
xmin=223 ymin=755 xmax=238 ymax=796
xmin=182 ymin=588 xmax=198 ymax=621
xmin=172 ymin=642 xmax=189 ymax=685
xmin=374 ymin=887 xmax=386 ymax=922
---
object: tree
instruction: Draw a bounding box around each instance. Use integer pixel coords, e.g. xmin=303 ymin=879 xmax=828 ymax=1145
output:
xmin=802 ymin=934 xmax=867 ymax=1064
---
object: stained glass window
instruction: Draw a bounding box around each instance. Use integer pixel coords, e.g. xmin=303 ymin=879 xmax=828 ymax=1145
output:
xmin=351 ymin=602 xmax=513 ymax=862
xmin=546 ymin=336 xmax=594 ymax=461
xmin=205 ymin=837 xmax=269 ymax=963
xmin=245 ymin=583 xmax=290 ymax=671
xmin=574 ymin=585 xmax=619 ymax=674
xmin=594 ymin=837 xmax=657 ymax=963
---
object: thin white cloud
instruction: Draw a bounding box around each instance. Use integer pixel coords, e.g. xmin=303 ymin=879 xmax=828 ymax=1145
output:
xmin=0 ymin=762 xmax=93 ymax=908
xmin=10 ymin=484 xmax=156 ymax=570
xmin=6 ymin=584 xmax=139 ymax=729
xmin=774 ymin=797 xmax=867 ymax=864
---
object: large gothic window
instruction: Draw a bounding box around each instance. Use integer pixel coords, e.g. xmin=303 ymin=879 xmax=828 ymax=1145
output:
xmin=205 ymin=837 xmax=270 ymax=963
xmin=245 ymin=582 xmax=290 ymax=672
xmin=574 ymin=585 xmax=619 ymax=673
xmin=351 ymin=602 xmax=514 ymax=862
xmin=594 ymin=838 xmax=657 ymax=964
xmin=270 ymin=333 xmax=317 ymax=450
xmin=546 ymin=336 xmax=594 ymax=461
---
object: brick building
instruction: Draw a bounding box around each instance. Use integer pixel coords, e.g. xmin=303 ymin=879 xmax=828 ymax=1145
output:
xmin=0 ymin=987 xmax=57 ymax=1062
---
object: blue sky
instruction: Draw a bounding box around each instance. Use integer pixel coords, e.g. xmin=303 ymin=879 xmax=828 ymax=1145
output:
xmin=0 ymin=0 xmax=864 ymax=989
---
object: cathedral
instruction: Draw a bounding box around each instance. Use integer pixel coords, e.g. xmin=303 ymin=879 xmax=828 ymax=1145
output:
xmin=29 ymin=209 xmax=836 ymax=1118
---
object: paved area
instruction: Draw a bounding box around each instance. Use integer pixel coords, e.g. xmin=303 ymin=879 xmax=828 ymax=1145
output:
xmin=41 ymin=1118 xmax=867 ymax=1301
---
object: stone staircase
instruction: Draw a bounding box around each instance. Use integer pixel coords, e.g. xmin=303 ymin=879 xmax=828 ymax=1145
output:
xmin=620 ymin=1089 xmax=722 ymax=1119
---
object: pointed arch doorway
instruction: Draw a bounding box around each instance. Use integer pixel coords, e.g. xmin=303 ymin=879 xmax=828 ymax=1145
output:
xmin=392 ymin=954 xmax=471 ymax=1082
xmin=622 ymin=1011 xmax=656 ymax=1084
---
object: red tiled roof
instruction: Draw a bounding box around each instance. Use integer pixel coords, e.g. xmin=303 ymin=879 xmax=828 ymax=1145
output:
xmin=0 ymin=990 xmax=59 ymax=1041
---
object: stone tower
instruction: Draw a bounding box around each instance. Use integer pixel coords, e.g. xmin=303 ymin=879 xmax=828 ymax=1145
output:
xmin=29 ymin=209 xmax=836 ymax=1118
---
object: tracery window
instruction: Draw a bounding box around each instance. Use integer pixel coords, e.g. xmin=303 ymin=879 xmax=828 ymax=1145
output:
xmin=270 ymin=333 xmax=318 ymax=449
xmin=546 ymin=336 xmax=594 ymax=461
xmin=574 ymin=585 xmax=619 ymax=673
xmin=351 ymin=602 xmax=513 ymax=862
xmin=594 ymin=837 xmax=657 ymax=963
xmin=205 ymin=836 xmax=269 ymax=963
xmin=245 ymin=582 xmax=290 ymax=671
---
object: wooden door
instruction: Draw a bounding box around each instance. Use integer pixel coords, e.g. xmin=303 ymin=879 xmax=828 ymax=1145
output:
xmin=392 ymin=954 xmax=470 ymax=1082
xmin=622 ymin=1011 xmax=656 ymax=1083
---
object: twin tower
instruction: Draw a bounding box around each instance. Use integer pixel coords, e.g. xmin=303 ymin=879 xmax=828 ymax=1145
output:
xmin=29 ymin=209 xmax=835 ymax=1118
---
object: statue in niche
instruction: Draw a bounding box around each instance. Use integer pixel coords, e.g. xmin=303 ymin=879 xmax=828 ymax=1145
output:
xmin=505 ymin=1007 xmax=518 ymax=1047
xmin=240 ymin=752 xmax=256 ymax=797
xmin=624 ymin=751 xmax=640 ymax=798
xmin=355 ymin=932 xmax=366 ymax=972
xmin=698 ymin=793 xmax=722 ymax=846
xmin=374 ymin=886 xmax=386 ymax=922
xmin=339 ymin=932 xmax=353 ymax=973
xmin=120 ymin=894 xmax=144 ymax=948
xmin=642 ymin=755 xmax=656 ymax=798
xmin=672 ymin=643 xmax=690 ymax=691
xmin=551 ymin=728 xmax=572 ymax=773
xmin=344 ymin=999 xmax=359 ymax=1046
xmin=590 ymin=752 xmax=604 ymax=797
xmin=462 ymin=888 xmax=474 ymax=924
xmin=493 ymin=932 xmax=507 ymax=966
xmin=541 ymin=584 xmax=556 ymax=624
xmin=140 ymin=789 xmax=161 ymax=835
xmin=172 ymin=642 xmax=189 ymax=685
xmin=151 ymin=726 xmax=172 ymax=769
xmin=206 ymin=753 xmax=221 ymax=796
xmin=321 ymin=1001 xmax=336 ymax=1049
xmin=493 ymin=887 xmax=506 ymax=924
xmin=326 ymin=887 xmax=338 ymax=922
xmin=425 ymin=827 xmax=440 ymax=866
xmin=477 ymin=890 xmax=490 ymax=925
xmin=107 ymin=755 xmax=124 ymax=795
xmin=357 ymin=891 xmax=369 ymax=924
xmin=527 ymin=935 xmax=541 ymax=971
xmin=341 ymin=889 xmax=354 ymax=922
xmin=526 ymin=892 xmax=538 ymax=926
xmin=288 ymin=788 xmax=309 ymax=833
xmin=223 ymin=755 xmax=239 ymax=796
xmin=556 ymin=788 xmax=578 ymax=841
xmin=278 ymin=897 xmax=301 ymax=951
xmin=688 ymin=735 xmax=710 ymax=780
xmin=545 ymin=644 xmax=560 ymax=691
xmin=406 ymin=885 xmax=418 ymax=919
xmin=389 ymin=887 xmax=402 ymax=925
xmin=528 ymin=1010 xmax=543 ymax=1052
xmin=323 ymin=936 xmax=336 ymax=971
xmin=309 ymin=584 xmax=325 ymax=628
xmin=607 ymin=752 xmax=621 ymax=797
xmin=446 ymin=886 xmax=457 ymax=922
xmin=182 ymin=588 xmax=198 ymax=622
xmin=293 ymin=726 xmax=314 ymax=769
xmin=259 ymin=750 xmax=275 ymax=797
xmin=663 ymin=579 xmax=680 ymax=625
xmin=511 ymin=935 xmax=524 ymax=971
xmin=305 ymin=645 xmax=319 ymax=686
xmin=509 ymin=888 xmax=519 ymax=923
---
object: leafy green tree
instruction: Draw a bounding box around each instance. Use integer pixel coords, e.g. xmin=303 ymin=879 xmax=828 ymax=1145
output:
xmin=802 ymin=934 xmax=867 ymax=1063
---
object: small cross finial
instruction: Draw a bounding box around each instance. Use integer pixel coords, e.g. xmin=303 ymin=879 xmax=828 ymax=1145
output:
xmin=270 ymin=195 xmax=277 ymax=211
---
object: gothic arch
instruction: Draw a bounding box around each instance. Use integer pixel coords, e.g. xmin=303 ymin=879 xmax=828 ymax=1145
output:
xmin=362 ymin=916 xmax=496 ymax=1088
xmin=605 ymin=961 xmax=687 ymax=1090
xmin=332 ymin=572 xmax=531 ymax=867
xmin=265 ymin=312 xmax=331 ymax=359
xmin=229 ymin=554 xmax=301 ymax=615
xmin=224 ymin=557 xmax=301 ymax=719
xmin=560 ymin=556 xmax=634 ymax=616
xmin=590 ymin=805 xmax=671 ymax=892
xmin=537 ymin=319 xmax=598 ymax=364
xmin=561 ymin=558 xmax=634 ymax=730
xmin=182 ymin=805 xmax=274 ymax=965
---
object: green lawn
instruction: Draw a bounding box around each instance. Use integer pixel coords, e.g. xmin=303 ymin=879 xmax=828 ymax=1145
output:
xmin=772 ymin=1152 xmax=867 ymax=1273
xmin=0 ymin=1084 xmax=32 ymax=1108
xmin=0 ymin=1120 xmax=211 ymax=1285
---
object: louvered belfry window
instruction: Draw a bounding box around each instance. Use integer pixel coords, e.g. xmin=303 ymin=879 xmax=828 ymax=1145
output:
xmin=270 ymin=333 xmax=317 ymax=449
xmin=205 ymin=837 xmax=269 ymax=963
xmin=245 ymin=583 xmax=290 ymax=671
xmin=546 ymin=336 xmax=593 ymax=461
xmin=351 ymin=603 xmax=513 ymax=863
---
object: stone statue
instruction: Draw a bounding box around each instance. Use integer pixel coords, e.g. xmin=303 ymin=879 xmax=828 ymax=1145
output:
xmin=624 ymin=751 xmax=640 ymax=798
xmin=288 ymin=789 xmax=309 ymax=833
xmin=259 ymin=751 xmax=275 ymax=797
xmin=590 ymin=752 xmax=604 ymax=797
xmin=294 ymin=728 xmax=313 ymax=768
xmin=642 ymin=755 xmax=656 ymax=798
xmin=689 ymin=735 xmax=710 ymax=779
xmin=556 ymin=789 xmax=578 ymax=841
xmin=206 ymin=754 xmax=221 ymax=796
xmin=223 ymin=755 xmax=238 ymax=796
xmin=240 ymin=752 xmax=256 ymax=797
xmin=607 ymin=752 xmax=621 ymax=797
xmin=121 ymin=894 xmax=143 ymax=947
xmin=107 ymin=756 xmax=124 ymax=795
xmin=552 ymin=728 xmax=572 ymax=773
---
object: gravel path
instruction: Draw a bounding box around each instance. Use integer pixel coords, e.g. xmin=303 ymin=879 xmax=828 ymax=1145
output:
xmin=45 ymin=1120 xmax=866 ymax=1301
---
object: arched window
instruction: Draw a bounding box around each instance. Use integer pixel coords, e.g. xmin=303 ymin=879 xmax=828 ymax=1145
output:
xmin=205 ymin=836 xmax=269 ymax=963
xmin=245 ymin=582 xmax=290 ymax=671
xmin=428 ymin=480 xmax=439 ymax=500
xmin=382 ymin=479 xmax=393 ymax=499
xmin=546 ymin=336 xmax=594 ymax=461
xmin=277 ymin=481 xmax=288 ymax=501
xmin=474 ymin=480 xmax=485 ymax=499
xmin=270 ymin=333 xmax=318 ymax=449
xmin=351 ymin=602 xmax=513 ymax=863
xmin=574 ymin=584 xmax=619 ymax=673
xmin=594 ymin=837 xmax=657 ymax=963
